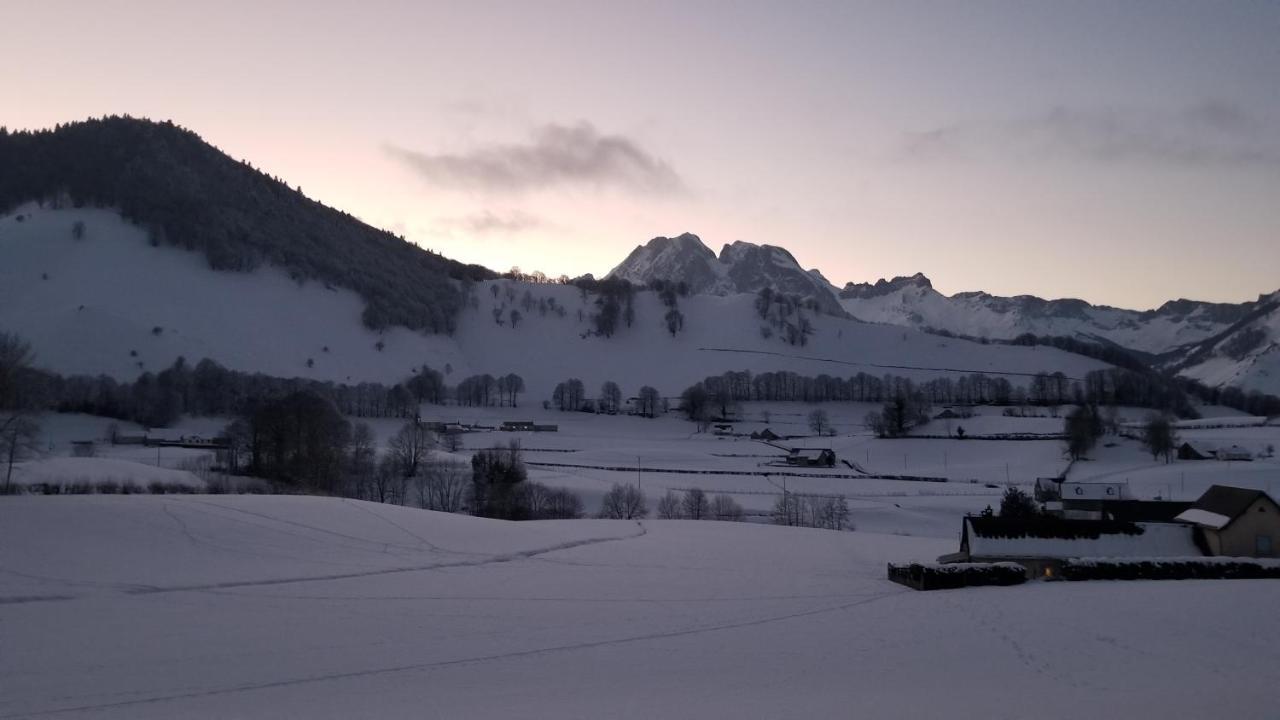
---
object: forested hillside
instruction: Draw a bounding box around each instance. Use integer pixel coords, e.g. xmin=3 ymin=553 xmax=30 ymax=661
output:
xmin=0 ymin=116 xmax=493 ymax=333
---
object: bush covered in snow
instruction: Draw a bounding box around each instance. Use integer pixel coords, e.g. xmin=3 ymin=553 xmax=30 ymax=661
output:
xmin=887 ymin=562 xmax=1027 ymax=591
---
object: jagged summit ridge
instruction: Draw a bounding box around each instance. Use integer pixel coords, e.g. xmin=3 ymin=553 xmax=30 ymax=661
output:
xmin=608 ymin=234 xmax=843 ymax=314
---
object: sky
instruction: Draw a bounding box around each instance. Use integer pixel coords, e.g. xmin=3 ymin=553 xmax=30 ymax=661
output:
xmin=3 ymin=0 xmax=1279 ymax=309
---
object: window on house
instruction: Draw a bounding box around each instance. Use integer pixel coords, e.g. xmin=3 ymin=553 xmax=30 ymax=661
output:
xmin=1257 ymin=535 xmax=1274 ymax=556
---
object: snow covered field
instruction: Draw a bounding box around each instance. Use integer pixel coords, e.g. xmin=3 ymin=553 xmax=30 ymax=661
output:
xmin=2 ymin=495 xmax=1277 ymax=719
xmin=15 ymin=404 xmax=1280 ymax=537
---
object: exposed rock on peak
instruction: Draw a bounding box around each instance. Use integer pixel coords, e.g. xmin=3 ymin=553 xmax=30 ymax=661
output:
xmin=608 ymin=234 xmax=843 ymax=315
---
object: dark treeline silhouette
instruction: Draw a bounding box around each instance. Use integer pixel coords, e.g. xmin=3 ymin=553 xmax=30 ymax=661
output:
xmin=0 ymin=117 xmax=493 ymax=334
xmin=1177 ymin=377 xmax=1280 ymax=417
xmin=23 ymin=357 xmax=525 ymax=429
xmin=686 ymin=369 xmax=1012 ymax=406
xmin=677 ymin=364 xmax=1229 ymax=420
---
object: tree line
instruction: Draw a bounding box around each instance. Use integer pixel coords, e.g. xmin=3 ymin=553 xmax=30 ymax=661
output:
xmin=18 ymin=355 xmax=527 ymax=429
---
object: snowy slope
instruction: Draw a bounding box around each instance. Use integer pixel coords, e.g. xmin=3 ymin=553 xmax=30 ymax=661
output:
xmin=1 ymin=206 xmax=1110 ymax=400
xmin=1164 ymin=293 xmax=1280 ymax=395
xmin=0 ymin=204 xmax=465 ymax=384
xmin=3 ymin=495 xmax=1277 ymax=719
xmin=838 ymin=273 xmax=1257 ymax=355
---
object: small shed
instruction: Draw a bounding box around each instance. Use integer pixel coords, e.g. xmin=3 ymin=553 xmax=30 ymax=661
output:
xmin=1175 ymin=485 xmax=1279 ymax=557
xmin=786 ymin=448 xmax=836 ymax=467
xmin=713 ymin=423 xmax=734 ymax=436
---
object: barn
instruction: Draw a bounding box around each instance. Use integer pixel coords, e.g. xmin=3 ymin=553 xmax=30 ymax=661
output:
xmin=786 ymin=448 xmax=836 ymax=467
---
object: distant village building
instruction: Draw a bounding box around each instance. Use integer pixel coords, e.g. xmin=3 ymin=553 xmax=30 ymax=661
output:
xmin=500 ymin=421 xmax=537 ymax=432
xmin=786 ymin=448 xmax=836 ymax=467
xmin=1049 ymin=481 xmax=1130 ymax=519
xmin=1217 ymin=445 xmax=1254 ymax=462
xmin=713 ymin=423 xmax=734 ymax=436
xmin=1175 ymin=485 xmax=1279 ymax=557
xmin=750 ymin=428 xmax=781 ymax=442
xmin=1177 ymin=441 xmax=1215 ymax=461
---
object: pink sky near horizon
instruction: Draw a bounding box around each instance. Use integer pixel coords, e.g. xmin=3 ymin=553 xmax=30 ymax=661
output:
xmin=4 ymin=0 xmax=1279 ymax=309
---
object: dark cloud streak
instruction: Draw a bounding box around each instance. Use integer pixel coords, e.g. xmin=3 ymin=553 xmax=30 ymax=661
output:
xmin=387 ymin=123 xmax=684 ymax=193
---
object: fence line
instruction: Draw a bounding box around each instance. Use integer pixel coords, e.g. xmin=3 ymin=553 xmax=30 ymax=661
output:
xmin=525 ymin=460 xmax=954 ymax=483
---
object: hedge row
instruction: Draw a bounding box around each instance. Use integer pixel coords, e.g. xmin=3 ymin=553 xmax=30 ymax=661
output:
xmin=887 ymin=562 xmax=1027 ymax=591
xmin=1057 ymin=557 xmax=1280 ymax=582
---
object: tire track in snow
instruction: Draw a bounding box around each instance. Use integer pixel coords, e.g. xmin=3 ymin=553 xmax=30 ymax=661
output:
xmin=123 ymin=523 xmax=648 ymax=596
xmin=3 ymin=580 xmax=902 ymax=718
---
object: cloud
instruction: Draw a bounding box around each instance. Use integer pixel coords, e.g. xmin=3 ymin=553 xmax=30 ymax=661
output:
xmin=424 ymin=210 xmax=550 ymax=240
xmin=387 ymin=123 xmax=684 ymax=193
xmin=457 ymin=210 xmax=544 ymax=234
xmin=895 ymin=101 xmax=1280 ymax=171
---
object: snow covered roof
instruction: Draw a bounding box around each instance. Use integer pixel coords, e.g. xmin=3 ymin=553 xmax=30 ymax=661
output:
xmin=964 ymin=518 xmax=1200 ymax=560
xmin=1173 ymin=509 xmax=1232 ymax=530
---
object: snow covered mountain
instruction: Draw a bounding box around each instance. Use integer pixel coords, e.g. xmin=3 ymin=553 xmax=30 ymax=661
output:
xmin=0 ymin=204 xmax=1109 ymax=400
xmin=838 ymin=273 xmax=1264 ymax=356
xmin=1163 ymin=293 xmax=1280 ymax=396
xmin=608 ymin=234 xmax=844 ymax=315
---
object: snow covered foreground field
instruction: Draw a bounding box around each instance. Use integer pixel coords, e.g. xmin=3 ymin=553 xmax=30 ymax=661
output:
xmin=3 ymin=497 xmax=1277 ymax=719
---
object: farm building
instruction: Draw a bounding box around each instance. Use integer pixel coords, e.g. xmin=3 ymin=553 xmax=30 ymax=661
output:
xmin=713 ymin=423 xmax=735 ymax=436
xmin=1217 ymin=445 xmax=1254 ymax=462
xmin=1175 ymin=485 xmax=1279 ymax=557
xmin=786 ymin=448 xmax=836 ymax=467
xmin=750 ymin=428 xmax=781 ymax=442
xmin=500 ymin=421 xmax=537 ymax=432
xmin=1177 ymin=441 xmax=1215 ymax=460
xmin=941 ymin=516 xmax=1201 ymax=578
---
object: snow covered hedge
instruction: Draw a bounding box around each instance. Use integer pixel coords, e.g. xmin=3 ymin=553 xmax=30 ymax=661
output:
xmin=1057 ymin=557 xmax=1280 ymax=582
xmin=887 ymin=562 xmax=1026 ymax=591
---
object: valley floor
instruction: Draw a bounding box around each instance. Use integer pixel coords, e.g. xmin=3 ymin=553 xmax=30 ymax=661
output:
xmin=3 ymin=495 xmax=1278 ymax=719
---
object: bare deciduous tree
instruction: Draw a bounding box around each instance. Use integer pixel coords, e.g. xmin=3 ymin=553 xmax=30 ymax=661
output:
xmin=682 ymin=487 xmax=709 ymax=520
xmin=599 ymin=483 xmax=647 ymax=519
xmin=807 ymin=408 xmax=830 ymax=436
xmin=1 ymin=333 xmax=40 ymax=492
xmin=656 ymin=490 xmax=683 ymax=519
xmin=710 ymin=494 xmax=744 ymax=522
xmin=414 ymin=459 xmax=469 ymax=512
xmin=388 ymin=421 xmax=435 ymax=479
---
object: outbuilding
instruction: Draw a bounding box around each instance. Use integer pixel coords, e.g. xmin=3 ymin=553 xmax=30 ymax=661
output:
xmin=1177 ymin=441 xmax=1215 ymax=461
xmin=786 ymin=448 xmax=836 ymax=467
xmin=1175 ymin=485 xmax=1279 ymax=557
